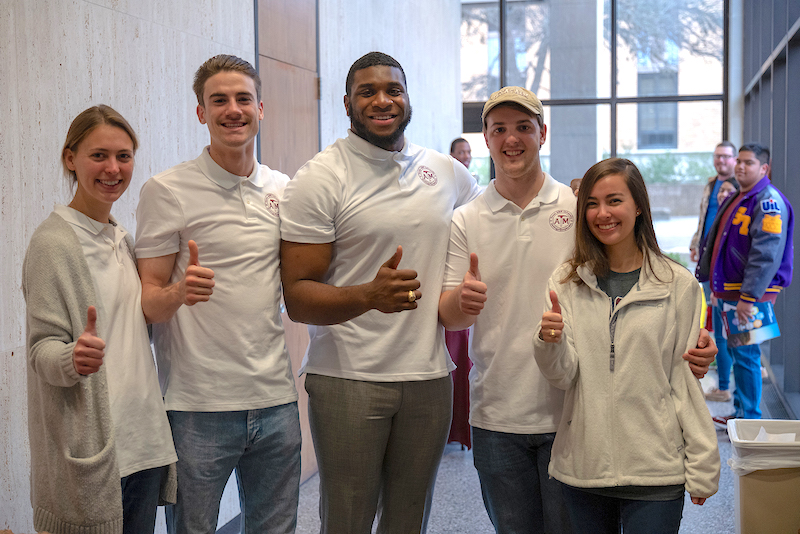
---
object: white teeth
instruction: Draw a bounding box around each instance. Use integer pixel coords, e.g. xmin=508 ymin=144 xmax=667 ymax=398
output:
xmin=599 ymin=223 xmax=617 ymax=230
xmin=225 ymin=122 xmax=245 ymax=127
xmin=372 ymin=115 xmax=393 ymax=120
xmin=505 ymin=150 xmax=522 ymax=156
xmin=100 ymin=180 xmax=120 ymax=186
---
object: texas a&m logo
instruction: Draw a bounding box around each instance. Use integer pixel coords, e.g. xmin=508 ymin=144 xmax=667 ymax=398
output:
xmin=265 ymin=193 xmax=280 ymax=216
xmin=549 ymin=210 xmax=575 ymax=232
xmin=417 ymin=166 xmax=438 ymax=186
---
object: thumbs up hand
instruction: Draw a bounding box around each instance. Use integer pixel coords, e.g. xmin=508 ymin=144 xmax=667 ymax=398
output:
xmin=180 ymin=240 xmax=215 ymax=306
xmin=459 ymin=253 xmax=487 ymax=316
xmin=540 ymin=290 xmax=564 ymax=343
xmin=368 ymin=245 xmax=421 ymax=313
xmin=73 ymin=306 xmax=106 ymax=375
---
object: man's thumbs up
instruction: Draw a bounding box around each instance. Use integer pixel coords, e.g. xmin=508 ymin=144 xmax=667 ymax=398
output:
xmin=459 ymin=253 xmax=487 ymax=316
xmin=540 ymin=291 xmax=564 ymax=343
xmin=73 ymin=306 xmax=106 ymax=376
xmin=182 ymin=240 xmax=215 ymax=306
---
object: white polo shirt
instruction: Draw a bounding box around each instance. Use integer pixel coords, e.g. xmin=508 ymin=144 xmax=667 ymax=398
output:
xmin=135 ymin=147 xmax=297 ymax=412
xmin=443 ymin=175 xmax=577 ymax=434
xmin=55 ymin=205 xmax=177 ymax=477
xmin=280 ymin=131 xmax=481 ymax=381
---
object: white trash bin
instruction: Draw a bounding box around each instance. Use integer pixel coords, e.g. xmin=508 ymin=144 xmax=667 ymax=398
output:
xmin=727 ymin=419 xmax=800 ymax=534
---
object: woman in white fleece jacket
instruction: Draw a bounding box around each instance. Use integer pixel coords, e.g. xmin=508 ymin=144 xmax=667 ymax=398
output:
xmin=534 ymin=158 xmax=719 ymax=534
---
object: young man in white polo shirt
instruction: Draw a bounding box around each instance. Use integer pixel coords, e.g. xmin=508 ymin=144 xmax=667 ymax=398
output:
xmin=135 ymin=55 xmax=300 ymax=534
xmin=439 ymin=86 xmax=718 ymax=533
xmin=279 ymin=51 xmax=481 ymax=533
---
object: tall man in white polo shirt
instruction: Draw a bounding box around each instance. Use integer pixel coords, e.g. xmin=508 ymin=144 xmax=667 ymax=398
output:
xmin=438 ymin=87 xmax=718 ymax=533
xmin=279 ymin=51 xmax=481 ymax=533
xmin=135 ymin=55 xmax=300 ymax=534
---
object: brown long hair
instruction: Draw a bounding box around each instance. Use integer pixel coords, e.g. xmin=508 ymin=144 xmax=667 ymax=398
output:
xmin=563 ymin=157 xmax=668 ymax=284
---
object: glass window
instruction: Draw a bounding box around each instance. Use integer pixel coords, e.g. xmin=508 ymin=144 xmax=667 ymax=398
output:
xmin=461 ymin=1 xmax=501 ymax=102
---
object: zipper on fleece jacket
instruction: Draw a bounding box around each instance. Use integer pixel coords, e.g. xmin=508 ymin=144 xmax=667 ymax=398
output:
xmin=609 ymin=299 xmax=619 ymax=372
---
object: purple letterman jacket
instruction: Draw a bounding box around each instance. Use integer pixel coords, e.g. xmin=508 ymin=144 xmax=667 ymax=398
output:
xmin=696 ymin=176 xmax=794 ymax=302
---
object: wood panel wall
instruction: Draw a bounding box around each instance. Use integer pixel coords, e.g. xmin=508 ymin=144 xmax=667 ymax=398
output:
xmin=257 ymin=0 xmax=319 ymax=482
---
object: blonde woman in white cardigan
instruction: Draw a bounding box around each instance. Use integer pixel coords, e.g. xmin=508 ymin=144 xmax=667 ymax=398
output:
xmin=23 ymin=105 xmax=176 ymax=534
xmin=534 ymin=158 xmax=719 ymax=534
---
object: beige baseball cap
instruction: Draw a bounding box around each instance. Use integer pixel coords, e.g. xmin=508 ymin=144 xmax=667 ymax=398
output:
xmin=482 ymin=86 xmax=544 ymax=125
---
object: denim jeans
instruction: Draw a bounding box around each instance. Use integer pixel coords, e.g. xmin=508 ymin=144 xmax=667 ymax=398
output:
xmin=472 ymin=428 xmax=573 ymax=534
xmin=166 ymin=403 xmax=301 ymax=534
xmin=561 ymin=484 xmax=684 ymax=534
xmin=121 ymin=465 xmax=166 ymax=534
xmin=730 ymin=342 xmax=763 ymax=418
xmin=304 ymin=374 xmax=452 ymax=534
xmin=703 ymin=282 xmax=732 ymax=390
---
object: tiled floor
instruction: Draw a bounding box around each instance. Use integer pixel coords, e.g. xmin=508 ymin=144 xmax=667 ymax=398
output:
xmin=295 ymin=370 xmax=744 ymax=533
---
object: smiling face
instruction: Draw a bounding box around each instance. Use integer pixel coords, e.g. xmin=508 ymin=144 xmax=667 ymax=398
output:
xmin=65 ymin=124 xmax=135 ymax=222
xmin=713 ymin=145 xmax=736 ymax=178
xmin=735 ymin=150 xmax=769 ymax=192
xmin=585 ymin=173 xmax=640 ymax=256
xmin=451 ymin=140 xmax=472 ymax=169
xmin=197 ymin=70 xmax=263 ymax=153
xmin=483 ymin=104 xmax=546 ymax=181
xmin=717 ymin=180 xmax=738 ymax=205
xmin=345 ymin=65 xmax=411 ymax=151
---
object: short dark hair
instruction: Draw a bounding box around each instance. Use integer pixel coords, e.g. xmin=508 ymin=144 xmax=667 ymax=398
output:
xmin=739 ymin=143 xmax=770 ymax=165
xmin=193 ymin=55 xmax=261 ymax=106
xmin=450 ymin=138 xmax=468 ymax=154
xmin=723 ymin=177 xmax=740 ymax=191
xmin=717 ymin=141 xmax=736 ymax=153
xmin=345 ymin=52 xmax=406 ymax=98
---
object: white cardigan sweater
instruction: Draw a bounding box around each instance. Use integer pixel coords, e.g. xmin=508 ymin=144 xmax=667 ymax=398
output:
xmin=534 ymin=254 xmax=720 ymax=499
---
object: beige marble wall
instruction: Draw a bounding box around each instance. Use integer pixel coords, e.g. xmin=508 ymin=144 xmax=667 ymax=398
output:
xmin=318 ymin=0 xmax=463 ymax=154
xmin=0 ymin=0 xmax=254 ymax=530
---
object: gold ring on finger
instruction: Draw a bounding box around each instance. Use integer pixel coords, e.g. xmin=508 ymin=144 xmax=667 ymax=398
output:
xmin=408 ymin=290 xmax=416 ymax=303
xmin=551 ymin=329 xmax=556 ymax=337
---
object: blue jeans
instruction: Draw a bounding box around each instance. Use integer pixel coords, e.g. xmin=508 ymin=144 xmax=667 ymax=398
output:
xmin=121 ymin=465 xmax=166 ymax=534
xmin=166 ymin=403 xmax=301 ymax=534
xmin=561 ymin=484 xmax=684 ymax=534
xmin=472 ymin=428 xmax=573 ymax=534
xmin=730 ymin=342 xmax=763 ymax=418
xmin=703 ymin=283 xmax=732 ymax=390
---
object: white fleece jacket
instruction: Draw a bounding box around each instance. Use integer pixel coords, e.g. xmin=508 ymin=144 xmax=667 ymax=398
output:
xmin=534 ymin=254 xmax=720 ymax=499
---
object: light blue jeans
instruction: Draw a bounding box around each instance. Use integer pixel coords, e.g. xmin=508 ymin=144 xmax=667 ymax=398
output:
xmin=166 ymin=403 xmax=301 ymax=534
xmin=472 ymin=428 xmax=573 ymax=534
xmin=702 ymin=282 xmax=733 ymax=390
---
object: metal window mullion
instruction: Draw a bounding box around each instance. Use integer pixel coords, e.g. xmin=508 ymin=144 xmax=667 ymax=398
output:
xmin=610 ymin=0 xmax=618 ymax=158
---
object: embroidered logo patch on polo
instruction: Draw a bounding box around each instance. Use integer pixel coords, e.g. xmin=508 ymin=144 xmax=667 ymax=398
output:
xmin=417 ymin=166 xmax=438 ymax=186
xmin=265 ymin=193 xmax=280 ymax=216
xmin=549 ymin=210 xmax=575 ymax=232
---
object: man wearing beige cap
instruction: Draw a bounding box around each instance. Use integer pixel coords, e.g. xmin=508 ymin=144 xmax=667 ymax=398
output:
xmin=438 ymin=86 xmax=717 ymax=532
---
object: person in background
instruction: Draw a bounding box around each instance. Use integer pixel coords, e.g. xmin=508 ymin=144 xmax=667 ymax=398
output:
xmin=691 ymin=142 xmax=737 ymax=403
xmin=697 ymin=144 xmax=794 ymax=426
xmin=536 ymin=157 xmax=720 ymax=533
xmin=570 ymin=178 xmax=582 ymax=196
xmin=23 ymin=105 xmax=177 ymax=534
xmin=450 ymin=137 xmax=472 ymax=170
